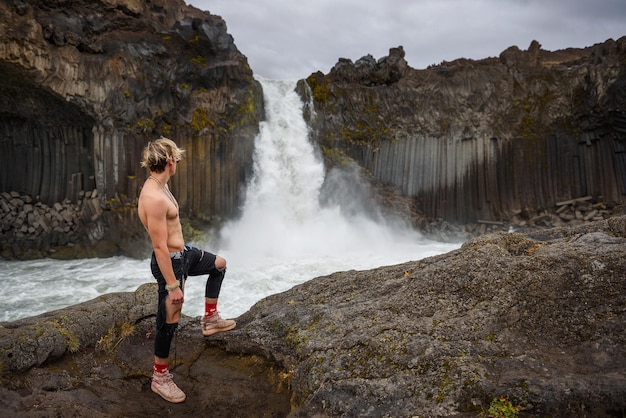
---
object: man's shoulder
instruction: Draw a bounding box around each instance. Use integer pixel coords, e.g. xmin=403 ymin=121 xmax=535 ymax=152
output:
xmin=138 ymin=186 xmax=166 ymax=208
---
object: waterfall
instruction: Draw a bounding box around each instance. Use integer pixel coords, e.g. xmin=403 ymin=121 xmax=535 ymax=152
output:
xmin=219 ymin=78 xmax=327 ymax=257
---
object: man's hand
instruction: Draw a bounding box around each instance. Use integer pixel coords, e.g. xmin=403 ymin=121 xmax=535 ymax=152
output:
xmin=168 ymin=287 xmax=184 ymax=304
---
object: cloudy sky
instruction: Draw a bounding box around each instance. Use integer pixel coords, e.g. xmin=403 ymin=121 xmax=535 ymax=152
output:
xmin=188 ymin=0 xmax=626 ymax=80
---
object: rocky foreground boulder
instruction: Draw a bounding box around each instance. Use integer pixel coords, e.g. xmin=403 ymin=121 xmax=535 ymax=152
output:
xmin=1 ymin=216 xmax=625 ymax=417
xmin=0 ymin=285 xmax=291 ymax=417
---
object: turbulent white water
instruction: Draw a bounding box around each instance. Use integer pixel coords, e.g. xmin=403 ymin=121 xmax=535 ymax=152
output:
xmin=0 ymin=78 xmax=461 ymax=323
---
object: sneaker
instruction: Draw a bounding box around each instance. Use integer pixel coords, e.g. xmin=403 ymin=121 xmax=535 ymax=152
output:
xmin=201 ymin=312 xmax=236 ymax=336
xmin=151 ymin=371 xmax=186 ymax=403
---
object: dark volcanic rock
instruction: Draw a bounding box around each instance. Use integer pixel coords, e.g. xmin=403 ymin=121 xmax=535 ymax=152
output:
xmin=1 ymin=217 xmax=625 ymax=417
xmin=216 ymin=215 xmax=626 ymax=417
xmin=0 ymin=284 xmax=291 ymax=417
xmin=0 ymin=0 xmax=264 ymax=259
xmin=299 ymin=39 xmax=626 ymax=227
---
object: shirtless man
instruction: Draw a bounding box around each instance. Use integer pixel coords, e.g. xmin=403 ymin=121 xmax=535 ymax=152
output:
xmin=138 ymin=137 xmax=236 ymax=403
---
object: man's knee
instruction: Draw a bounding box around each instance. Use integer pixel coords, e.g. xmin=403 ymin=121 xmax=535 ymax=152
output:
xmin=215 ymin=255 xmax=227 ymax=271
xmin=164 ymin=298 xmax=183 ymax=323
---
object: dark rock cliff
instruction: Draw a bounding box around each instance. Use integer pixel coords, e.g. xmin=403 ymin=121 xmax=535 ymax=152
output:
xmin=1 ymin=216 xmax=625 ymax=417
xmin=0 ymin=0 xmax=263 ymax=258
xmin=298 ymin=40 xmax=626 ymax=226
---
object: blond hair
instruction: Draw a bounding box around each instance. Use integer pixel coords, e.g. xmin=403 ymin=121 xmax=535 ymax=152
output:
xmin=140 ymin=137 xmax=185 ymax=172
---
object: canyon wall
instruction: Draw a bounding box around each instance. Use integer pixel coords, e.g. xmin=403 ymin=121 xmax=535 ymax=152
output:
xmin=299 ymin=39 xmax=626 ymax=225
xmin=0 ymin=0 xmax=263 ymax=258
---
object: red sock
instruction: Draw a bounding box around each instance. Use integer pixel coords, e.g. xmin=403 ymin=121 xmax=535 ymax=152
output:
xmin=205 ymin=302 xmax=217 ymax=316
xmin=154 ymin=362 xmax=168 ymax=374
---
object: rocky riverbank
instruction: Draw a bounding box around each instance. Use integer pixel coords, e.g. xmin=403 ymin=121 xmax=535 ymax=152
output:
xmin=0 ymin=190 xmax=151 ymax=260
xmin=1 ymin=216 xmax=624 ymax=417
xmin=1 ymin=190 xmax=102 ymax=250
xmin=2 ymin=185 xmax=624 ymax=261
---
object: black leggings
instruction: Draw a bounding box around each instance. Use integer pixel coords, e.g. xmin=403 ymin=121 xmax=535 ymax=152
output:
xmin=151 ymin=245 xmax=226 ymax=359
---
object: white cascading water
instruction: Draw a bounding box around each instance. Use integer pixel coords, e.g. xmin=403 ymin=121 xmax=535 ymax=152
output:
xmin=0 ymin=78 xmax=460 ymax=322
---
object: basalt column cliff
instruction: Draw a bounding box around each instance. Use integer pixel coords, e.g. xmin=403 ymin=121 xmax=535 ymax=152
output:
xmin=299 ymin=40 xmax=626 ymax=228
xmin=0 ymin=0 xmax=263 ymax=259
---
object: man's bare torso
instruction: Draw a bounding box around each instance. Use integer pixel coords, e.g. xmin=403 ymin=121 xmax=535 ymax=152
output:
xmin=138 ymin=180 xmax=185 ymax=252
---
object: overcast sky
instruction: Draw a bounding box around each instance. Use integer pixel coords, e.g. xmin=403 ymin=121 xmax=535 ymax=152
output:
xmin=188 ymin=0 xmax=626 ymax=80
